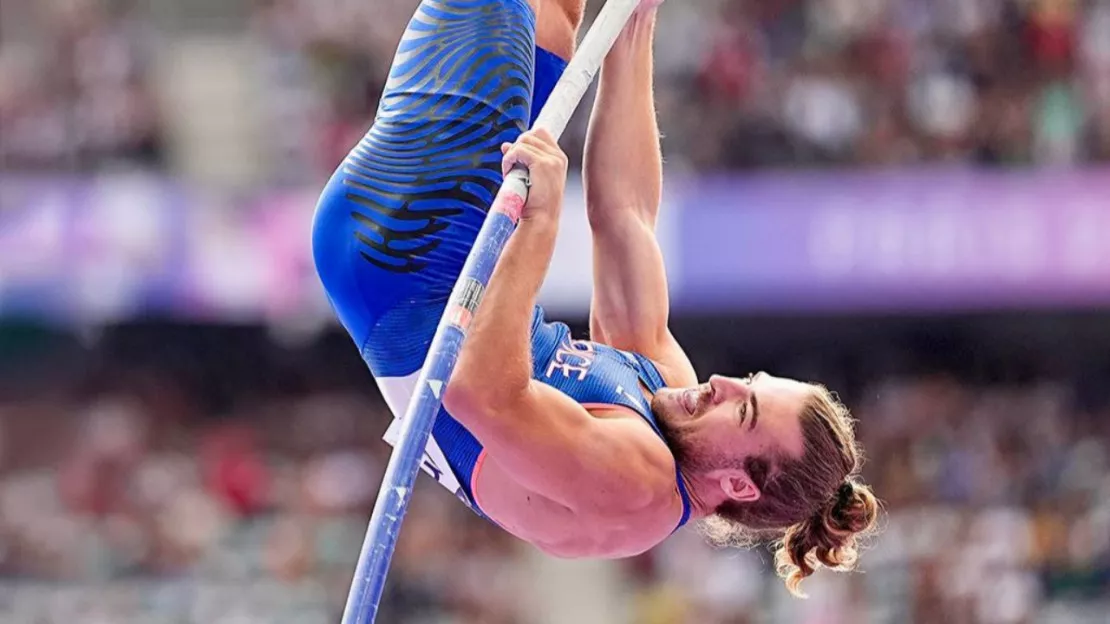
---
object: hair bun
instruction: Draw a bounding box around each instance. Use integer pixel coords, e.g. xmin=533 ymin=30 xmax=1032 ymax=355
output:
xmin=775 ymin=480 xmax=880 ymax=597
xmin=828 ymin=480 xmax=871 ymax=534
xmin=836 ymin=482 xmax=855 ymax=508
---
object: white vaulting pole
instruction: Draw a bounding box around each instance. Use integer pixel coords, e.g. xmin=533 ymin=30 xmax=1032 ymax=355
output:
xmin=341 ymin=1 xmax=644 ymax=622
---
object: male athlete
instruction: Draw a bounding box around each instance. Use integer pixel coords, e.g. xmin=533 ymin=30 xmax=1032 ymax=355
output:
xmin=313 ymin=0 xmax=878 ymax=595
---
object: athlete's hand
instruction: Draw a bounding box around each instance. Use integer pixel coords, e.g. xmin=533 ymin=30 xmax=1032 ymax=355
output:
xmin=501 ymin=129 xmax=568 ymax=223
xmin=638 ymin=0 xmax=663 ymax=12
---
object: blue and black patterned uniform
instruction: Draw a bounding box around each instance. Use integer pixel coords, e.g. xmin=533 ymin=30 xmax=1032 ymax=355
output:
xmin=312 ymin=0 xmax=691 ymax=530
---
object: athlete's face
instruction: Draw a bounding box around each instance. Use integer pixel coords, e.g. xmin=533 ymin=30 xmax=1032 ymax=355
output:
xmin=653 ymin=373 xmax=811 ymax=501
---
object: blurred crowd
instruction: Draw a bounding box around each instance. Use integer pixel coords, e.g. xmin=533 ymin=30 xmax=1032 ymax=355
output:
xmin=4 ymin=0 xmax=1110 ymax=176
xmin=0 ymin=379 xmax=525 ymax=623
xmin=0 ymin=0 xmax=165 ymax=171
xmin=1 ymin=325 xmax=1108 ymax=624
xmin=662 ymin=0 xmax=1110 ymax=169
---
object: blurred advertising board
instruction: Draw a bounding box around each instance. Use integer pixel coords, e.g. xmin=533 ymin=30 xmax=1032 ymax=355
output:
xmin=0 ymin=169 xmax=1108 ymax=324
xmin=672 ymin=168 xmax=1110 ymax=312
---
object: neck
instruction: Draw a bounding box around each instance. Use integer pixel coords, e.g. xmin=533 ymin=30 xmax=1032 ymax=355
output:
xmin=681 ymin=471 xmax=730 ymax=520
xmin=649 ymin=396 xmax=726 ymax=519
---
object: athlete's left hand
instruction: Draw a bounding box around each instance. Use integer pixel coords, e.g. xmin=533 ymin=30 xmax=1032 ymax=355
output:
xmin=501 ymin=129 xmax=568 ymax=224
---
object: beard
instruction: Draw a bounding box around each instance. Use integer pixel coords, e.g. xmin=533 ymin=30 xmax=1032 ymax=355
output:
xmin=651 ymin=389 xmax=747 ymax=476
xmin=651 ymin=391 xmax=713 ymax=474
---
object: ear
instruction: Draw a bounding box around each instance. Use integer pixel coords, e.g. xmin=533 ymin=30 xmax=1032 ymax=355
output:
xmin=709 ymin=468 xmax=761 ymax=503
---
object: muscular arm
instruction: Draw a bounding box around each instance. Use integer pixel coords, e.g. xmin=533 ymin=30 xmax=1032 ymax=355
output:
xmin=447 ymin=139 xmax=673 ymax=515
xmin=584 ymin=10 xmax=696 ymax=385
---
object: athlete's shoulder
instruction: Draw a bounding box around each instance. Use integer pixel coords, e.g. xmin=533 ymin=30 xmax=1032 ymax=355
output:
xmin=563 ymin=459 xmax=689 ymax=558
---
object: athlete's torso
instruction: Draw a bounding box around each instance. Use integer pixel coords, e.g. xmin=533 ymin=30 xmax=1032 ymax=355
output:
xmin=457 ymin=307 xmax=693 ymax=556
xmin=373 ymin=306 xmax=692 ymax=552
xmin=432 ymin=307 xmax=689 ymax=498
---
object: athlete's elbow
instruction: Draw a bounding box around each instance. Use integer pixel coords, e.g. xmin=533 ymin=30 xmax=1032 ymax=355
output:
xmin=586 ymin=204 xmax=657 ymax=236
xmin=586 ymin=189 xmax=660 ymax=224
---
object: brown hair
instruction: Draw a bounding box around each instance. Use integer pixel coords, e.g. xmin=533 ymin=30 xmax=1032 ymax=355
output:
xmin=701 ymin=385 xmax=880 ymax=597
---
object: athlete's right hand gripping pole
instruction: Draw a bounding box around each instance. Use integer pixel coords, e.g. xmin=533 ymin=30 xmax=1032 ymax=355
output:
xmin=342 ymin=1 xmax=644 ymax=623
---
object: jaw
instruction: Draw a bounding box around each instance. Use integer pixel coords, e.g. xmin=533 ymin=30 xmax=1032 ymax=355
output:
xmin=652 ymin=390 xmax=708 ymax=452
xmin=652 ymin=388 xmax=690 ymax=427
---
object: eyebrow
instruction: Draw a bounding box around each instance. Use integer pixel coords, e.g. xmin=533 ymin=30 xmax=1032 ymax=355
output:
xmin=748 ymin=372 xmax=763 ymax=431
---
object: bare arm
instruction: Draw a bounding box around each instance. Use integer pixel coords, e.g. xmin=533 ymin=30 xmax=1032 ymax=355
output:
xmin=584 ymin=9 xmax=696 ymax=385
xmin=447 ymin=131 xmax=673 ymax=513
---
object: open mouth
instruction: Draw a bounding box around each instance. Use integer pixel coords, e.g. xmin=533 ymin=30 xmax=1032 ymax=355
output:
xmin=682 ymin=389 xmax=698 ymax=415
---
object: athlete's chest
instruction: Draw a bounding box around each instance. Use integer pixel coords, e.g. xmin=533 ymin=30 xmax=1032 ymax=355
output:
xmin=533 ymin=335 xmax=652 ymax=414
xmin=473 ymin=450 xmax=676 ymax=559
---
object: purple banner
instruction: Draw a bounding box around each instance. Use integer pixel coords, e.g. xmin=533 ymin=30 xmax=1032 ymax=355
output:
xmin=0 ymin=175 xmax=192 ymax=321
xmin=0 ymin=176 xmax=330 ymax=323
xmin=675 ymin=168 xmax=1110 ymax=311
xmin=2 ymin=169 xmax=1109 ymax=322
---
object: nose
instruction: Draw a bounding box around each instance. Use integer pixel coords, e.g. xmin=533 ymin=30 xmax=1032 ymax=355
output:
xmin=708 ymin=375 xmax=751 ymax=403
